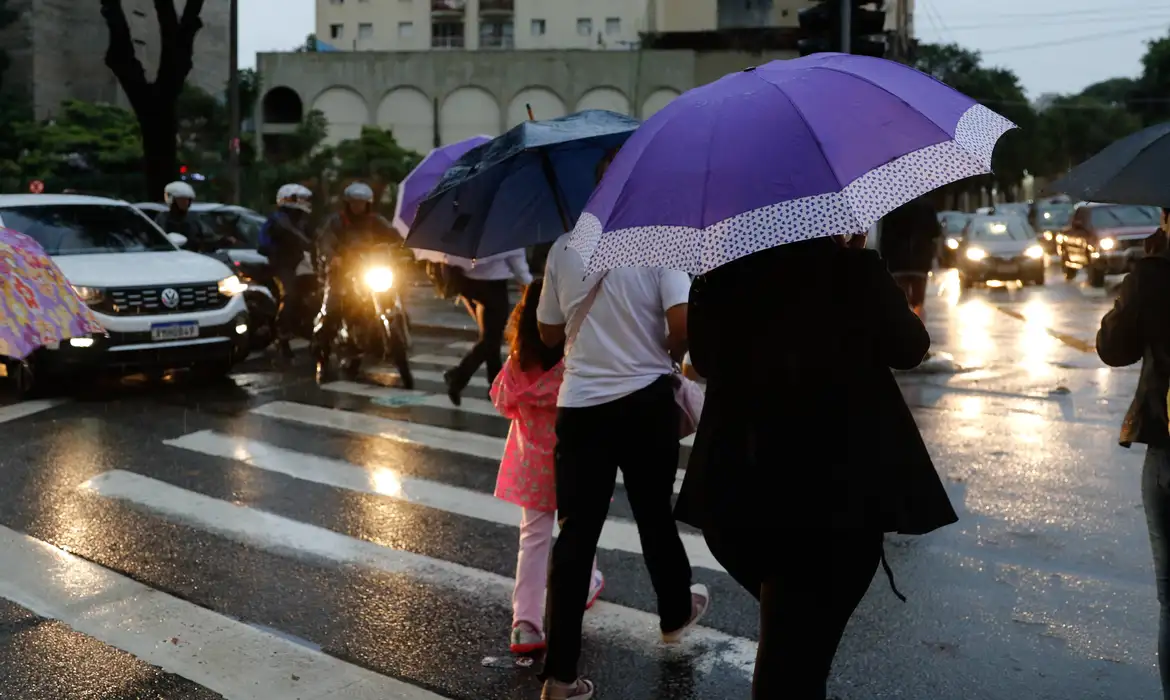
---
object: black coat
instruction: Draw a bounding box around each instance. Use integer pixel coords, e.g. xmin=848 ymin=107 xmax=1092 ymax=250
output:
xmin=674 ymin=241 xmax=959 ymax=537
xmin=879 ymin=198 xmax=940 ymax=274
xmin=1096 ymin=239 xmax=1170 ymax=448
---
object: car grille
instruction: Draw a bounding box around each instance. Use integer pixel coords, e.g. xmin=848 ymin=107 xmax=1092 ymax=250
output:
xmin=96 ymin=283 xmax=229 ymax=316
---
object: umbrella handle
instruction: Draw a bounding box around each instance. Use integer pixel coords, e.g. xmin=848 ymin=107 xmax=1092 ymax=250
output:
xmin=526 ymin=103 xmax=535 ymax=121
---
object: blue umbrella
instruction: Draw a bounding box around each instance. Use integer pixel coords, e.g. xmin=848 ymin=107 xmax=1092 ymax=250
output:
xmin=405 ymin=110 xmax=640 ymax=260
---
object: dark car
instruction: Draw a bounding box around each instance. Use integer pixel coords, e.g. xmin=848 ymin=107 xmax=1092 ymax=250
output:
xmin=1059 ymin=203 xmax=1160 ymax=287
xmin=937 ymin=211 xmax=971 ymax=267
xmin=957 ymin=215 xmax=1046 ymax=288
xmin=1029 ymin=199 xmax=1074 ymax=254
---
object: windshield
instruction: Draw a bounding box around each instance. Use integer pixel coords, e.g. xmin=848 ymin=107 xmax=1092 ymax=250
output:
xmin=194 ymin=208 xmax=265 ymax=249
xmin=939 ymin=213 xmax=970 ymax=235
xmin=1037 ymin=204 xmax=1072 ymax=229
xmin=0 ymin=204 xmax=175 ymax=255
xmin=1089 ymin=205 xmax=1160 ymax=229
xmin=968 ymin=217 xmax=1034 ymax=241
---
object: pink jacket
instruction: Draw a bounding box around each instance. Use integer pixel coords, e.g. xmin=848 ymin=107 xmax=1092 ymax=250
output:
xmin=490 ymin=355 xmax=563 ymax=512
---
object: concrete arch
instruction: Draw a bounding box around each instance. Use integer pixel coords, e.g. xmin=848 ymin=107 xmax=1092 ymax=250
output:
xmin=311 ymin=86 xmax=369 ymax=145
xmin=376 ymin=87 xmax=434 ymax=155
xmin=641 ymin=88 xmax=681 ymax=119
xmin=439 ymin=86 xmax=500 ymax=144
xmin=262 ymin=86 xmax=304 ymax=124
xmin=507 ymin=86 xmax=567 ymax=127
xmin=575 ymin=87 xmax=631 ymax=115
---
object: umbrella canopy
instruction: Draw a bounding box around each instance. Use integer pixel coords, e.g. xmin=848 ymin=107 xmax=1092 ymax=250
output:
xmin=406 ymin=110 xmax=641 ymax=260
xmin=393 ymin=135 xmax=492 ymax=237
xmin=567 ymin=53 xmax=1017 ymax=276
xmin=1047 ymin=121 xmax=1170 ymax=208
xmin=0 ymin=228 xmax=105 ymax=360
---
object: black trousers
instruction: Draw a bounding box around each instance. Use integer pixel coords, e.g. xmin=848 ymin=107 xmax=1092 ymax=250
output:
xmin=544 ymin=377 xmax=693 ymax=682
xmin=449 ymin=278 xmax=510 ymax=392
xmin=272 ymin=266 xmax=300 ymax=340
xmin=705 ymin=527 xmax=882 ymax=700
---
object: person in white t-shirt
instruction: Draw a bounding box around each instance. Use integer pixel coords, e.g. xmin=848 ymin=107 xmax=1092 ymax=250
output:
xmin=533 ymin=231 xmax=710 ymax=700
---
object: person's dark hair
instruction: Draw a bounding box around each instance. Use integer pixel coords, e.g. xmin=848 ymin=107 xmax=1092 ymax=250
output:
xmin=508 ymin=279 xmax=563 ymax=372
xmin=595 ymin=148 xmax=619 ymax=185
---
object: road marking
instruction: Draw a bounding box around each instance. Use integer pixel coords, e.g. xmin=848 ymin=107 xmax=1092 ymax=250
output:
xmin=0 ymin=523 xmax=449 ymax=700
xmin=250 ymin=400 xmax=686 ymax=493
xmin=321 ymin=380 xmax=499 ymax=417
xmin=995 ymin=306 xmax=1096 ymax=354
xmin=411 ymin=353 xmax=461 ymax=368
xmin=401 ymin=368 xmax=489 ymax=390
xmin=0 ymin=399 xmax=66 ymax=424
xmin=82 ymin=469 xmax=748 ymax=671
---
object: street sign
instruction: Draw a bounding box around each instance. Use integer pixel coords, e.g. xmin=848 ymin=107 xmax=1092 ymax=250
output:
xmin=29 ymin=180 xmax=44 ymax=194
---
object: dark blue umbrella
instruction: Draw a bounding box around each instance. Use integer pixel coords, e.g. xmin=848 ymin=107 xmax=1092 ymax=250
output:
xmin=1046 ymin=121 xmax=1170 ymax=208
xmin=405 ymin=110 xmax=641 ymax=260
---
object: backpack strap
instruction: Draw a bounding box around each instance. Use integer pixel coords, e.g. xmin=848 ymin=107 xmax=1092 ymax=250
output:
xmin=564 ymin=272 xmax=608 ymax=352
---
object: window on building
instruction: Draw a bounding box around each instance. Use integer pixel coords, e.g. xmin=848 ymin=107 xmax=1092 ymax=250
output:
xmin=358 ymin=23 xmax=374 ymax=40
xmin=530 ymin=18 xmax=546 ymax=36
xmin=329 ymin=0 xmax=343 ymax=4
xmin=398 ymin=21 xmax=414 ymax=39
xmin=576 ymin=18 xmax=593 ymax=36
xmin=329 ymin=24 xmax=344 ymax=40
xmin=605 ymin=17 xmax=621 ymax=35
xmin=432 ymin=21 xmax=465 ymax=48
xmin=480 ymin=20 xmax=514 ymax=48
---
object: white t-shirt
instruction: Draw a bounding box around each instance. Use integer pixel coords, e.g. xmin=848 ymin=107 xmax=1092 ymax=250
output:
xmin=537 ymin=234 xmax=690 ymax=408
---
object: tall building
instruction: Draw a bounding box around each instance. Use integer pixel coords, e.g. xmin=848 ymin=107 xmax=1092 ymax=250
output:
xmin=0 ymin=0 xmax=229 ymax=120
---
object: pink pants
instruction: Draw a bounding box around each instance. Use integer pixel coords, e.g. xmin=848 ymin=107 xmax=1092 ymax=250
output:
xmin=514 ymin=508 xmax=598 ymax=632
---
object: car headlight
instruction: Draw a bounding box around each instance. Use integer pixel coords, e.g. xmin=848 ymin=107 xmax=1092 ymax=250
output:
xmin=1099 ymin=237 xmax=1115 ymax=251
xmin=71 ymin=285 xmax=105 ymax=305
xmin=217 ymin=275 xmax=248 ymax=296
xmin=1025 ymin=245 xmax=1044 ymax=259
xmin=364 ymin=266 xmax=394 ymax=293
xmin=1043 ymin=231 xmax=1054 ymax=241
xmin=945 ymin=238 xmax=959 ymax=250
xmin=966 ymin=247 xmax=987 ymax=261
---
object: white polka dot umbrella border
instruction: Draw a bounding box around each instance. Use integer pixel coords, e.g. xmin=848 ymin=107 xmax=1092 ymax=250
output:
xmin=568 ymin=103 xmax=1015 ymax=276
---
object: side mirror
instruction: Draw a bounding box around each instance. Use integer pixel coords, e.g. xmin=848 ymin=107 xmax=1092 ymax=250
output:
xmin=166 ymin=232 xmax=188 ymax=248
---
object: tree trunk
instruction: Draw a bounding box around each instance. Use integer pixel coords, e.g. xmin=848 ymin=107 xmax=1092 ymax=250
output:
xmin=140 ymin=97 xmax=178 ymax=202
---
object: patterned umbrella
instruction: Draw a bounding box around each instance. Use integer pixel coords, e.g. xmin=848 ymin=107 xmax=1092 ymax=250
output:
xmin=0 ymin=228 xmax=105 ymax=360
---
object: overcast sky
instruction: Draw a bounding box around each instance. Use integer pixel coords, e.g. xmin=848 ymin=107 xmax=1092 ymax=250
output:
xmin=238 ymin=0 xmax=1170 ymax=98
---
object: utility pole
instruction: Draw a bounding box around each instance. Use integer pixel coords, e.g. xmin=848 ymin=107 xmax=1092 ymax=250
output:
xmin=840 ymin=0 xmax=851 ymax=53
xmin=228 ymin=0 xmax=241 ymax=204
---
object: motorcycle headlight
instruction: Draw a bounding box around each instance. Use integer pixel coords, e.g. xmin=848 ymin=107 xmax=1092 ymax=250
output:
xmin=1099 ymin=237 xmax=1115 ymax=251
xmin=364 ymin=266 xmax=394 ymax=293
xmin=966 ymin=247 xmax=987 ymax=261
xmin=945 ymin=238 xmax=959 ymax=250
xmin=71 ymin=285 xmax=105 ymax=305
xmin=1025 ymin=245 xmax=1044 ymax=259
xmin=217 ymin=275 xmax=248 ymax=296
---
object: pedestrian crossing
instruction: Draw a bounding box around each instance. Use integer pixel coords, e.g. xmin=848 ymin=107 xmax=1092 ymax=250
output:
xmin=0 ymin=335 xmax=753 ymax=700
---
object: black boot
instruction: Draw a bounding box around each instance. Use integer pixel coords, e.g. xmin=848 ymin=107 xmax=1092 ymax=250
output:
xmin=443 ymin=368 xmax=462 ymax=407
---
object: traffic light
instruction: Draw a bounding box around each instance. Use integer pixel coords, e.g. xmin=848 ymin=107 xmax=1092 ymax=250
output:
xmin=797 ymin=0 xmax=888 ymax=58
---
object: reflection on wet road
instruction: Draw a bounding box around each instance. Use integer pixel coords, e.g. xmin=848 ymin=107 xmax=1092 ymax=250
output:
xmin=0 ymin=264 xmax=1160 ymax=699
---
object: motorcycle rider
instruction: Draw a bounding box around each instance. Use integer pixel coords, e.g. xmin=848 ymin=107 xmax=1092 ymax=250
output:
xmin=155 ymin=181 xmax=202 ymax=245
xmin=259 ymin=184 xmax=315 ymax=361
xmin=313 ymin=181 xmax=411 ymax=386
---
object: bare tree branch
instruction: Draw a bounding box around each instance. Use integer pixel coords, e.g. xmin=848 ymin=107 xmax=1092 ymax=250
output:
xmin=152 ymin=0 xmax=178 ymax=33
xmin=179 ymin=0 xmax=206 ymax=32
xmin=156 ymin=0 xmax=205 ymax=99
xmin=100 ymin=0 xmax=148 ymax=98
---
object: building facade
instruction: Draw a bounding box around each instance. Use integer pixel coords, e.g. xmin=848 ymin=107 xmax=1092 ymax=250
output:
xmin=0 ymin=0 xmax=229 ymax=119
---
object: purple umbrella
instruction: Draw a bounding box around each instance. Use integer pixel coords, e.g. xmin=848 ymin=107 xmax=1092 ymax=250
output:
xmin=393 ymin=135 xmax=492 ymax=237
xmin=568 ymin=53 xmax=1017 ymax=275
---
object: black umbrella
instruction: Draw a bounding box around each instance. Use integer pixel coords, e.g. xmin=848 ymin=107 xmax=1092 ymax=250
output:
xmin=1047 ymin=121 xmax=1170 ymax=208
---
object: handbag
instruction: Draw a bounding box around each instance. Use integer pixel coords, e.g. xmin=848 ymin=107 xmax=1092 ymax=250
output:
xmin=565 ymin=272 xmax=704 ymax=439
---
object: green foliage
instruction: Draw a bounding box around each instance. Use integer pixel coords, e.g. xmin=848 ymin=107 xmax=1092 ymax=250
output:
xmin=1132 ymin=30 xmax=1170 ymax=126
xmin=296 ymin=33 xmax=319 ymax=52
xmin=1037 ymin=95 xmax=1142 ymax=175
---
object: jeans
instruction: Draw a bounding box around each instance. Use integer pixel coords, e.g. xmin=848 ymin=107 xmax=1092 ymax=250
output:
xmin=543 ymin=376 xmax=693 ymax=682
xmin=705 ymin=526 xmax=882 ymax=700
xmin=449 ymin=278 xmax=510 ymax=393
xmin=1143 ymin=446 xmax=1170 ymax=699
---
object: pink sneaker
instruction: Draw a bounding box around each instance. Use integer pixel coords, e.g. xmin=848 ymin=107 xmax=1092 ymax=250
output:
xmin=509 ymin=621 xmax=545 ymax=655
xmin=585 ymin=570 xmax=605 ymax=610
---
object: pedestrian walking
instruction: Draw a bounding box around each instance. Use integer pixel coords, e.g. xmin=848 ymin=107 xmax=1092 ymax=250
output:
xmin=489 ymin=280 xmax=605 ymax=656
xmin=877 ymin=196 xmax=940 ymax=320
xmin=444 ymin=249 xmax=532 ymax=406
xmin=1096 ymin=208 xmax=1170 ymax=700
xmin=534 ymin=207 xmax=709 ymax=700
xmin=676 ymin=233 xmax=959 ymax=699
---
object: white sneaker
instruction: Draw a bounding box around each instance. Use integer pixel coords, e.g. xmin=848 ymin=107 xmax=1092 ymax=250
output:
xmin=662 ymin=584 xmax=710 ymax=644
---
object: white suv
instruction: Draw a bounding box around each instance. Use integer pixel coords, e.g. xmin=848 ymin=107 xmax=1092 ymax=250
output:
xmin=0 ymin=194 xmax=251 ymax=382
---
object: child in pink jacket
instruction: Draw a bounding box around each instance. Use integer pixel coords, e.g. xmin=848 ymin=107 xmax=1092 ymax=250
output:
xmin=491 ymin=280 xmax=604 ymax=655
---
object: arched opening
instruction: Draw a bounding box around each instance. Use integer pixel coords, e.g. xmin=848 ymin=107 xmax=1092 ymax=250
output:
xmin=262 ymin=87 xmax=304 ymax=124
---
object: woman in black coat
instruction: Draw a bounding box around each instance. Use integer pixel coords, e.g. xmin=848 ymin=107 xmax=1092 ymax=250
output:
xmin=674 ymin=234 xmax=958 ymax=700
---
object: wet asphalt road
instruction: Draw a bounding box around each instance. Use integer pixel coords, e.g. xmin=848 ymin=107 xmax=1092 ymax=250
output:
xmin=0 ymin=265 xmax=1161 ymax=700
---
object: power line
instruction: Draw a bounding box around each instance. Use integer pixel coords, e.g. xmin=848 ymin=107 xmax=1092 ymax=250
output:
xmin=980 ymin=25 xmax=1158 ymax=55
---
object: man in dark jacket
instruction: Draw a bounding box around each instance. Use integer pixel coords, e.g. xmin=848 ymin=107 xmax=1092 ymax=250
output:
xmin=878 ymin=196 xmax=941 ymax=320
xmin=1096 ymin=208 xmax=1170 ymax=697
xmin=155 ymin=181 xmax=202 ymax=246
xmin=259 ymin=184 xmax=314 ymax=361
xmin=312 ymin=181 xmax=404 ymax=383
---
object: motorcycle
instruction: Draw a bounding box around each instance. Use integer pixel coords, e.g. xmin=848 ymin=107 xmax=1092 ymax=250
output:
xmin=211 ymin=249 xmax=319 ymax=353
xmin=332 ymin=244 xmax=413 ymax=387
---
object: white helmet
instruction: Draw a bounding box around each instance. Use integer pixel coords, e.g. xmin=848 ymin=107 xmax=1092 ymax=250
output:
xmin=276 ymin=183 xmax=313 ymax=213
xmin=343 ymin=181 xmax=375 ymax=203
xmin=163 ymin=181 xmax=196 ymax=206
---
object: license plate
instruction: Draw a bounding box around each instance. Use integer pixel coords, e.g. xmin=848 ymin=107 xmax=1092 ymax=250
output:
xmin=150 ymin=322 xmax=199 ymax=342
xmin=997 ymin=264 xmax=1019 ymax=274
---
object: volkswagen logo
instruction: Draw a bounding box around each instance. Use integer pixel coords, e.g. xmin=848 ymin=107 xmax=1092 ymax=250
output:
xmin=160 ymin=288 xmax=180 ymax=309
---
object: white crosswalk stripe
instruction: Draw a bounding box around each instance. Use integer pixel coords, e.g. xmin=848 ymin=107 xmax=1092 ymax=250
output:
xmin=0 ymin=336 xmax=746 ymax=698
